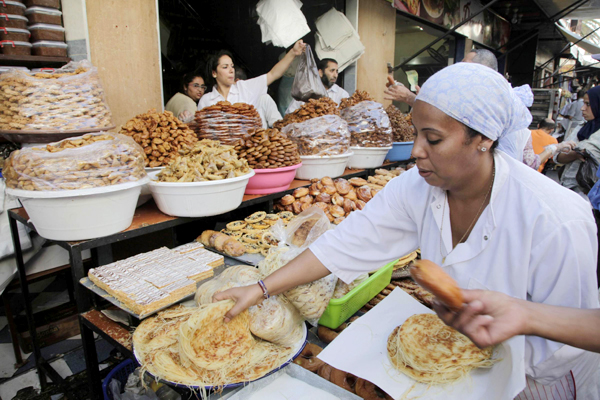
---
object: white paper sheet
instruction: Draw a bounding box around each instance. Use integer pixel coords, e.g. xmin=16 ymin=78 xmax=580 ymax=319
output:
xmin=317 ymin=288 xmax=526 ymax=400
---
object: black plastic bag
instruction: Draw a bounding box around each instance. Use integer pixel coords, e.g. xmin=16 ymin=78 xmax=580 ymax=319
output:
xmin=576 ymin=149 xmax=599 ymax=194
xmin=291 ymin=44 xmax=327 ymax=102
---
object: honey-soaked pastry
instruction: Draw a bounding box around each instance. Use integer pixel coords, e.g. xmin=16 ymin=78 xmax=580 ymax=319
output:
xmin=195 ymin=101 xmax=262 ymax=145
xmin=233 ymin=128 xmax=301 ymax=169
xmin=120 ymin=109 xmax=197 ymax=167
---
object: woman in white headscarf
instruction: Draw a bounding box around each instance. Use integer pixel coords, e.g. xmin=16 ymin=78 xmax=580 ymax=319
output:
xmin=216 ymin=63 xmax=600 ymax=399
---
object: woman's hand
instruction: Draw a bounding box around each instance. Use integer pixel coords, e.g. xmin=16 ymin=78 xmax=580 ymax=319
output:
xmin=290 ymin=40 xmax=306 ymax=57
xmin=213 ymin=284 xmax=264 ymax=322
xmin=434 ymin=289 xmax=529 ymax=348
xmin=178 ymin=110 xmax=193 ymax=123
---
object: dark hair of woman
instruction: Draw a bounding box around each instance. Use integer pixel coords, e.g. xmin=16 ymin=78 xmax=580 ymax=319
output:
xmin=465 ymin=125 xmax=499 ymax=151
xmin=207 ymin=50 xmax=234 ymax=87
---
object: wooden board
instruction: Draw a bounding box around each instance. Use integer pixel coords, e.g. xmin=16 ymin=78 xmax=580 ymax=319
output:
xmin=85 ymin=0 xmax=163 ymax=129
xmin=357 ymin=0 xmax=396 ymax=106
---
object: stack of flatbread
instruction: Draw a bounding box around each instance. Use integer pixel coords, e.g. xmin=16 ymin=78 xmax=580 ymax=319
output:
xmin=391 ymin=250 xmax=419 ymax=279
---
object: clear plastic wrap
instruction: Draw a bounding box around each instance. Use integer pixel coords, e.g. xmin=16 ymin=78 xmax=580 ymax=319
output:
xmin=282 ymin=115 xmax=350 ymax=156
xmin=119 ymin=109 xmax=198 ymax=168
xmin=3 ymin=133 xmax=147 ymax=191
xmin=340 ymin=101 xmax=392 ymax=147
xmin=248 ymin=295 xmax=305 ymax=347
xmin=258 ymin=207 xmax=337 ymax=326
xmin=273 ymin=97 xmax=339 ymax=131
xmin=0 ymin=60 xmax=113 ymax=131
xmin=194 ymin=101 xmax=262 ymax=145
xmin=332 ymin=273 xmax=368 ymax=299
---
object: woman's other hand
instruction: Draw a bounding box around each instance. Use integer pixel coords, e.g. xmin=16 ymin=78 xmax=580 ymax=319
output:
xmin=213 ymin=284 xmax=264 ymax=322
xmin=434 ymin=289 xmax=528 ymax=348
xmin=291 ymin=40 xmax=306 ymax=57
xmin=384 ymin=83 xmax=417 ymax=106
xmin=178 ymin=110 xmax=193 ymax=123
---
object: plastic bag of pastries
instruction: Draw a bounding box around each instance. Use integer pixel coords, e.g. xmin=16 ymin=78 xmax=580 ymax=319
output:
xmin=248 ymin=295 xmax=304 ymax=347
xmin=258 ymin=207 xmax=337 ymax=325
xmin=194 ymin=101 xmax=262 ymax=145
xmin=340 ymin=101 xmax=393 ymax=147
xmin=3 ymin=132 xmax=146 ymax=191
xmin=281 ymin=115 xmax=350 ymax=156
xmin=0 ymin=60 xmax=113 ymax=131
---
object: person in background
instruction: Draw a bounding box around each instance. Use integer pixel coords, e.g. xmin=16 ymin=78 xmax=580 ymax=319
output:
xmin=435 ymin=289 xmax=600 ymax=354
xmin=384 ymin=48 xmax=498 ymax=106
xmin=198 ymin=40 xmax=306 ymax=110
xmin=234 ymin=68 xmax=282 ymax=129
xmin=529 ymin=118 xmax=567 ymax=173
xmin=462 ymin=48 xmax=498 ymax=70
xmin=555 ymin=87 xmax=600 ymax=197
xmin=165 ymin=71 xmax=206 ymax=123
xmin=564 ymin=89 xmax=586 ymax=142
xmin=284 ymin=58 xmax=350 ymax=114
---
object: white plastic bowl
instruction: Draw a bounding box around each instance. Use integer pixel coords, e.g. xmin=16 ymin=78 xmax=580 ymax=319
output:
xmin=147 ymin=170 xmax=255 ymax=217
xmin=295 ymin=152 xmax=353 ymax=180
xmin=347 ymin=147 xmax=392 ymax=169
xmin=6 ymin=177 xmax=149 ymax=241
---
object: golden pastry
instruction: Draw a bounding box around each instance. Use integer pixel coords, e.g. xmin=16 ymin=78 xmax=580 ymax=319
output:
xmin=226 ymin=221 xmax=247 ymax=231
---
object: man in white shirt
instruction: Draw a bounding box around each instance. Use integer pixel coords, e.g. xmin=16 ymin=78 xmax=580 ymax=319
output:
xmin=235 ymin=68 xmax=282 ymax=129
xmin=285 ymin=58 xmax=350 ymax=114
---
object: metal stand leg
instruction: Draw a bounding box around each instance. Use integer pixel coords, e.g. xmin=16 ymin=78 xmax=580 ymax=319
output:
xmin=9 ymin=215 xmax=46 ymax=389
xmin=1 ymin=291 xmax=25 ymax=367
xmin=68 ymin=247 xmax=89 ymax=313
xmin=79 ymin=316 xmax=101 ymax=400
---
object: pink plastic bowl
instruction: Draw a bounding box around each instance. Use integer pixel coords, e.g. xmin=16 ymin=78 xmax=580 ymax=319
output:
xmin=244 ymin=163 xmax=302 ymax=195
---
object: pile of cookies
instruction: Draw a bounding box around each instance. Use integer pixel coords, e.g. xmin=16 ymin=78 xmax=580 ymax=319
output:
xmin=0 ymin=63 xmax=113 ymax=131
xmin=3 ymin=133 xmax=146 ymax=191
xmin=273 ymin=97 xmax=339 ymax=130
xmin=155 ymin=139 xmax=251 ymax=182
xmin=273 ymin=176 xmax=382 ymax=224
xmin=119 ymin=109 xmax=198 ymax=168
xmin=195 ymin=101 xmax=262 ymax=145
xmin=233 ymin=128 xmax=301 ymax=169
xmin=386 ymin=105 xmax=414 ymax=142
xmin=201 ymin=211 xmax=295 ymax=257
xmin=339 ymin=90 xmax=373 ymax=109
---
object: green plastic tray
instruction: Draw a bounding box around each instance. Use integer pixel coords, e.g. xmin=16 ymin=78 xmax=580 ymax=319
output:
xmin=318 ymin=259 xmax=395 ymax=329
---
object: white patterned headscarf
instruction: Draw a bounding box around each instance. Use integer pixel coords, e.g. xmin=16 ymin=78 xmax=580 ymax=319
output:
xmin=415 ymin=63 xmax=532 ymax=143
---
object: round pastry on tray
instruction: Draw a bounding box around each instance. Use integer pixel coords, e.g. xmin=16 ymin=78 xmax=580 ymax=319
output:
xmin=133 ymin=301 xmax=307 ymax=389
